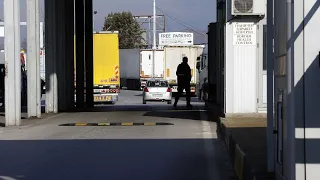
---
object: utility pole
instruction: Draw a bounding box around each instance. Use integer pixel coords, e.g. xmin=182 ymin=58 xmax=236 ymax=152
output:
xmin=152 ymin=0 xmax=156 ymax=78
xmin=149 ymin=18 xmax=151 ymax=48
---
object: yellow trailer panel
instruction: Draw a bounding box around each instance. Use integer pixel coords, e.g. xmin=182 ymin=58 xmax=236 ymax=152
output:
xmin=93 ymin=33 xmax=120 ymax=86
xmin=74 ymin=31 xmax=120 ymax=103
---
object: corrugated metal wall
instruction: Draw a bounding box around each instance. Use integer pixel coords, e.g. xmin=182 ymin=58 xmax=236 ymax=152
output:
xmin=233 ymin=46 xmax=257 ymax=113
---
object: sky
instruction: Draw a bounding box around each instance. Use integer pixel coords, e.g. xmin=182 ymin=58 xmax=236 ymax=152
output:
xmin=0 ymin=0 xmax=216 ymax=44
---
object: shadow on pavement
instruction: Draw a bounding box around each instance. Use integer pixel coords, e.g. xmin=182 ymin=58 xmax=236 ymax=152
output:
xmin=0 ymin=139 xmax=234 ymax=180
xmin=143 ymin=110 xmax=215 ymax=121
xmin=68 ymin=104 xmax=209 ymax=113
xmin=178 ymin=97 xmax=202 ymax=103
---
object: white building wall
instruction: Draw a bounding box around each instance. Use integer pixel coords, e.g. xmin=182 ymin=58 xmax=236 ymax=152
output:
xmin=300 ymin=0 xmax=320 ymax=179
xmin=257 ymin=17 xmax=267 ymax=110
xmin=273 ymin=0 xmax=320 ymax=179
xmin=225 ymin=17 xmax=266 ymax=114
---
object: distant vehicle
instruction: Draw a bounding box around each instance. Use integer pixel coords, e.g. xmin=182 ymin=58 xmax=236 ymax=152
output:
xmin=196 ymin=44 xmax=209 ymax=101
xmin=163 ymin=45 xmax=205 ymax=96
xmin=142 ymin=79 xmax=172 ymax=104
xmin=119 ymin=49 xmax=140 ymax=90
xmin=74 ymin=31 xmax=120 ymax=104
xmin=140 ymin=49 xmax=164 ymax=90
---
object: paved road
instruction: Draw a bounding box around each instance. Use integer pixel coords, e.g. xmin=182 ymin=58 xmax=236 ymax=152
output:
xmin=0 ymin=90 xmax=236 ymax=180
xmin=116 ymin=89 xmax=203 ymax=106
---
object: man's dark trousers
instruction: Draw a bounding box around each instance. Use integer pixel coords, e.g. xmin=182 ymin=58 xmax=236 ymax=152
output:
xmin=174 ymin=80 xmax=191 ymax=105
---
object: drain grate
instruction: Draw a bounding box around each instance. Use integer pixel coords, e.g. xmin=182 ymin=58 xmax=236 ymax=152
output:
xmin=59 ymin=122 xmax=174 ymax=126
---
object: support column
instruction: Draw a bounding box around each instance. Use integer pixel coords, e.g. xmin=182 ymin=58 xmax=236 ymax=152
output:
xmin=27 ymin=0 xmax=41 ymax=118
xmin=65 ymin=0 xmax=75 ymax=110
xmin=4 ymin=0 xmax=21 ymax=126
xmin=56 ymin=0 xmax=67 ymax=111
xmin=45 ymin=0 xmax=58 ymax=113
xmin=85 ymin=0 xmax=94 ymax=107
xmin=75 ymin=0 xmax=85 ymax=108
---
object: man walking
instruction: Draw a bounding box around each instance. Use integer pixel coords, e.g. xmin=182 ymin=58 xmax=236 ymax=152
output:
xmin=173 ymin=57 xmax=192 ymax=108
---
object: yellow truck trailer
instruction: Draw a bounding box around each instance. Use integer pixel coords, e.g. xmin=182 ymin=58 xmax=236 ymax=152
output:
xmin=74 ymin=31 xmax=120 ymax=103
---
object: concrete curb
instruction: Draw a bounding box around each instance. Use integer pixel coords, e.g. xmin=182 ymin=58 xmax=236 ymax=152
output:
xmin=217 ymin=119 xmax=257 ymax=180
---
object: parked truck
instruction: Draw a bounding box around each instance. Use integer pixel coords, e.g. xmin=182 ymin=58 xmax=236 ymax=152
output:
xmin=196 ymin=44 xmax=209 ymax=101
xmin=119 ymin=49 xmax=140 ymax=90
xmin=92 ymin=31 xmax=120 ymax=103
xmin=163 ymin=45 xmax=205 ymax=96
xmin=140 ymin=49 xmax=164 ymax=90
xmin=74 ymin=31 xmax=120 ymax=104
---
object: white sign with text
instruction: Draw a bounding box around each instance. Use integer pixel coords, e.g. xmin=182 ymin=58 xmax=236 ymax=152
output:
xmin=233 ymin=23 xmax=257 ymax=46
xmin=159 ymin=32 xmax=194 ymax=46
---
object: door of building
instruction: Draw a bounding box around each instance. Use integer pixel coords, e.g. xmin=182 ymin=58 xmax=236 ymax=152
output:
xmin=275 ymin=89 xmax=284 ymax=176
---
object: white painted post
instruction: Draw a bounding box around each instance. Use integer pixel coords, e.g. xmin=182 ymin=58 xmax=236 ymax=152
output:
xmin=4 ymin=0 xmax=21 ymax=126
xmin=27 ymin=0 xmax=41 ymax=118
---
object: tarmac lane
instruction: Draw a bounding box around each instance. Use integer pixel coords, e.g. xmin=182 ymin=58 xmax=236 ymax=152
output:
xmin=0 ymin=90 xmax=236 ymax=180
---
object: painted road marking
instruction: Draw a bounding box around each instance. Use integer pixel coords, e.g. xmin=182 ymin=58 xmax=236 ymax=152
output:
xmin=98 ymin=123 xmax=110 ymax=126
xmin=122 ymin=122 xmax=134 ymax=126
xmin=75 ymin=123 xmax=87 ymax=126
xmin=59 ymin=122 xmax=173 ymax=126
xmin=144 ymin=122 xmax=156 ymax=126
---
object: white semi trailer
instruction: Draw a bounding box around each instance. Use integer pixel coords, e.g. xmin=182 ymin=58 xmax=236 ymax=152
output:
xmin=163 ymin=45 xmax=204 ymax=95
xmin=140 ymin=49 xmax=164 ymax=90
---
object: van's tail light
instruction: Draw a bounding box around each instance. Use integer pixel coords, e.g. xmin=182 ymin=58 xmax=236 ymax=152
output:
xmin=144 ymin=87 xmax=149 ymax=92
xmin=167 ymin=87 xmax=172 ymax=92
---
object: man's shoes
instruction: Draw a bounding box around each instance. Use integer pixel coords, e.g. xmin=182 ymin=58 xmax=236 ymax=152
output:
xmin=173 ymin=102 xmax=177 ymax=108
xmin=186 ymin=104 xmax=193 ymax=108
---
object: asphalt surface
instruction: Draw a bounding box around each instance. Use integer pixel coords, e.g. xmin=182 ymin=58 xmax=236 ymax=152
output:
xmin=0 ymin=90 xmax=236 ymax=180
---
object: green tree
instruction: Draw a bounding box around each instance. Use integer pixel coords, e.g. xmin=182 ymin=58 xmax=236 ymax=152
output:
xmin=103 ymin=12 xmax=144 ymax=49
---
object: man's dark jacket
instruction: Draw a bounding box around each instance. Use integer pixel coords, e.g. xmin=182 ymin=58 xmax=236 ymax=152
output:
xmin=176 ymin=62 xmax=192 ymax=86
